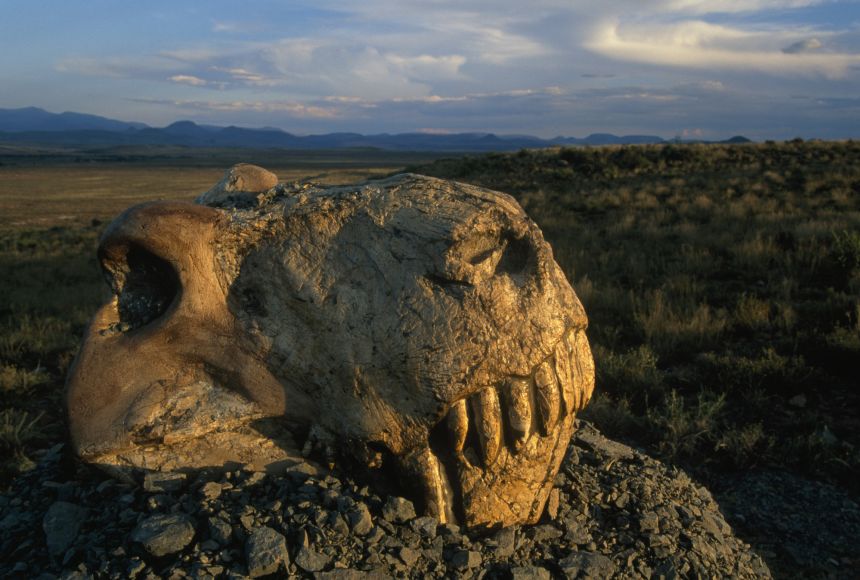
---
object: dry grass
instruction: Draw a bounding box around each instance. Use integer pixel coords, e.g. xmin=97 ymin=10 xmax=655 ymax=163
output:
xmin=1 ymin=141 xmax=858 ymax=497
xmin=414 ymin=140 xmax=860 ymax=490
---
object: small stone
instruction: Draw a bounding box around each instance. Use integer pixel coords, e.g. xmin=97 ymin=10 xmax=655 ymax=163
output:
xmin=382 ymin=497 xmax=416 ymax=523
xmin=398 ymin=546 xmax=420 ymax=566
xmin=197 ymin=164 xmax=279 ymax=206
xmin=0 ymin=513 xmax=21 ymax=531
xmin=285 ymin=461 xmax=320 ymax=481
xmin=348 ymin=503 xmax=374 ymax=536
xmin=208 ymin=516 xmax=233 ymax=546
xmin=245 ymin=526 xmax=289 ymax=578
xmin=245 ymin=471 xmax=267 ymax=486
xmin=559 ymin=551 xmax=617 ymax=579
xmin=410 ymin=516 xmax=438 ymax=539
xmin=511 ymin=566 xmax=552 ymax=580
xmin=317 ymin=570 xmax=385 ymax=580
xmin=295 ymin=545 xmax=331 ymax=572
xmin=639 ymin=511 xmax=660 ymax=533
xmin=529 ymin=524 xmax=562 ymax=542
xmin=448 ymin=548 xmax=481 ymax=570
xmin=127 ymin=558 xmax=146 ymax=578
xmin=329 ymin=512 xmax=350 ymax=536
xmin=199 ymin=482 xmax=223 ymax=501
xmin=43 ymin=501 xmax=88 ymax=557
xmin=131 ymin=514 xmax=196 ymax=557
xmin=200 ymin=538 xmax=221 ymax=552
xmin=546 ymin=489 xmax=561 ymax=520
xmin=491 ymin=527 xmax=516 ymax=557
xmin=365 ymin=525 xmax=386 ymax=544
xmin=143 ymin=472 xmax=186 ymax=493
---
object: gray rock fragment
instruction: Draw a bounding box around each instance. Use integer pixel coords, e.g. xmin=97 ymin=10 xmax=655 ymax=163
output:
xmin=348 ymin=503 xmax=373 ymax=536
xmin=196 ymin=163 xmax=278 ymax=207
xmin=511 ymin=566 xmax=552 ymax=580
xmin=559 ymin=551 xmax=618 ymax=579
xmin=491 ymin=526 xmax=516 ymax=557
xmin=143 ymin=472 xmax=186 ymax=493
xmin=245 ymin=526 xmax=288 ymax=578
xmin=382 ymin=497 xmax=416 ymax=523
xmin=448 ymin=548 xmax=482 ymax=569
xmin=43 ymin=502 xmax=88 ymax=557
xmin=208 ymin=516 xmax=233 ymax=546
xmin=130 ymin=513 xmax=195 ymax=557
xmin=575 ymin=424 xmax=635 ymax=460
xmin=410 ymin=516 xmax=438 ymax=539
xmin=294 ymin=544 xmax=330 ymax=572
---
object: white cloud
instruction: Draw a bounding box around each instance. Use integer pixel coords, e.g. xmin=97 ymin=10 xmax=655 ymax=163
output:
xmin=587 ymin=19 xmax=860 ymax=78
xmin=51 ymin=0 xmax=859 ymax=137
xmin=133 ymin=97 xmax=339 ymax=118
xmin=659 ymin=0 xmax=826 ymax=13
xmin=168 ymin=74 xmax=209 ymax=86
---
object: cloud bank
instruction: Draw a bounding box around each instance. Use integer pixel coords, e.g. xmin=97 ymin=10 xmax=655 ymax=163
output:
xmin=33 ymin=1 xmax=860 ymax=138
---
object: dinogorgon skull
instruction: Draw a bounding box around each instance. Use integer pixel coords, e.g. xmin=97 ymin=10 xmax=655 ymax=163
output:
xmin=66 ymin=168 xmax=595 ymax=528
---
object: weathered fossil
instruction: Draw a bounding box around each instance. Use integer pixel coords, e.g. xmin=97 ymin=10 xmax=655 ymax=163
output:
xmin=66 ymin=166 xmax=595 ymax=528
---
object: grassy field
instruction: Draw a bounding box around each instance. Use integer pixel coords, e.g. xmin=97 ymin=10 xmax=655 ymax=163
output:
xmin=409 ymin=140 xmax=860 ymax=497
xmin=1 ymin=141 xmax=858 ymax=506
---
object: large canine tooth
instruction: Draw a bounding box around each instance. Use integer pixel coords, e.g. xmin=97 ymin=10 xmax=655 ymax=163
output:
xmin=401 ymin=447 xmax=456 ymax=525
xmin=503 ymin=379 xmax=532 ymax=451
xmin=534 ymin=361 xmax=561 ymax=434
xmin=505 ymin=378 xmax=532 ymax=442
xmin=566 ymin=329 xmax=595 ymax=411
xmin=554 ymin=342 xmax=575 ymax=415
xmin=469 ymin=387 xmax=502 ymax=467
xmin=446 ymin=398 xmax=469 ymax=453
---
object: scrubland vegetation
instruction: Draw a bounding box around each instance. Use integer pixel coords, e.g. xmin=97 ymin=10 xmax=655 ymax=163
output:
xmin=1 ymin=141 xmax=858 ymax=502
xmin=411 ymin=140 xmax=860 ymax=494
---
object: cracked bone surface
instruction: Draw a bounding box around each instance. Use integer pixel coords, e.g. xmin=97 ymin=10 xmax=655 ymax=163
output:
xmin=66 ymin=166 xmax=595 ymax=529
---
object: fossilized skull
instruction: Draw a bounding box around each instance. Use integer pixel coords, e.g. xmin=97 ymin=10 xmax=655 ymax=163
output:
xmin=66 ymin=167 xmax=595 ymax=528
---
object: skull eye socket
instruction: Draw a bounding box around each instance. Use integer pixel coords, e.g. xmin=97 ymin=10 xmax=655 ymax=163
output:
xmin=100 ymin=244 xmax=180 ymax=332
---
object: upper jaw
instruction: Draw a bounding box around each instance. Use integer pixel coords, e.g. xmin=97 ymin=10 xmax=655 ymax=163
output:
xmin=76 ymin=379 xmax=311 ymax=477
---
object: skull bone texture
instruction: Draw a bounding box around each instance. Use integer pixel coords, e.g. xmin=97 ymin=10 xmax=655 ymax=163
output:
xmin=66 ymin=165 xmax=595 ymax=529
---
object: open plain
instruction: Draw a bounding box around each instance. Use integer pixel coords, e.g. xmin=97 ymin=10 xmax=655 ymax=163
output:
xmin=1 ymin=141 xmax=858 ymax=577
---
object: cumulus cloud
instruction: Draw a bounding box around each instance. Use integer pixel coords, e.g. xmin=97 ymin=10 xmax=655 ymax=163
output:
xmin=53 ymin=0 xmax=860 ymax=137
xmin=587 ymin=19 xmax=860 ymax=78
xmin=168 ymin=75 xmax=209 ymax=87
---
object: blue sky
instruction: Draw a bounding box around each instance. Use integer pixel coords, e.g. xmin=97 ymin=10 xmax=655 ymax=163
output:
xmin=1 ymin=0 xmax=858 ymax=139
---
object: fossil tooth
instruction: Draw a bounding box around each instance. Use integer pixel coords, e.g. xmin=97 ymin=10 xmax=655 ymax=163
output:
xmin=534 ymin=360 xmax=560 ymax=434
xmin=469 ymin=386 xmax=502 ymax=467
xmin=554 ymin=342 xmax=575 ymax=415
xmin=565 ymin=329 xmax=596 ymax=411
xmin=446 ymin=398 xmax=469 ymax=453
xmin=570 ymin=329 xmax=595 ymax=411
xmin=505 ymin=378 xmax=532 ymax=443
xmin=401 ymin=446 xmax=456 ymax=525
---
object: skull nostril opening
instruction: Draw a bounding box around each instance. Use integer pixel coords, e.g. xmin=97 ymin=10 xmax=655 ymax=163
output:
xmin=497 ymin=235 xmax=532 ymax=280
xmin=102 ymin=245 xmax=179 ymax=332
xmin=498 ymin=236 xmax=530 ymax=274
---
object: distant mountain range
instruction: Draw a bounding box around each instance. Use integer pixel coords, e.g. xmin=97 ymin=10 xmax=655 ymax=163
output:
xmin=0 ymin=107 xmax=749 ymax=151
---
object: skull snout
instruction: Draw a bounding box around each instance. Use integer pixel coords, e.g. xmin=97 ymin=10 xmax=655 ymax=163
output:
xmin=66 ymin=202 xmax=298 ymax=467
